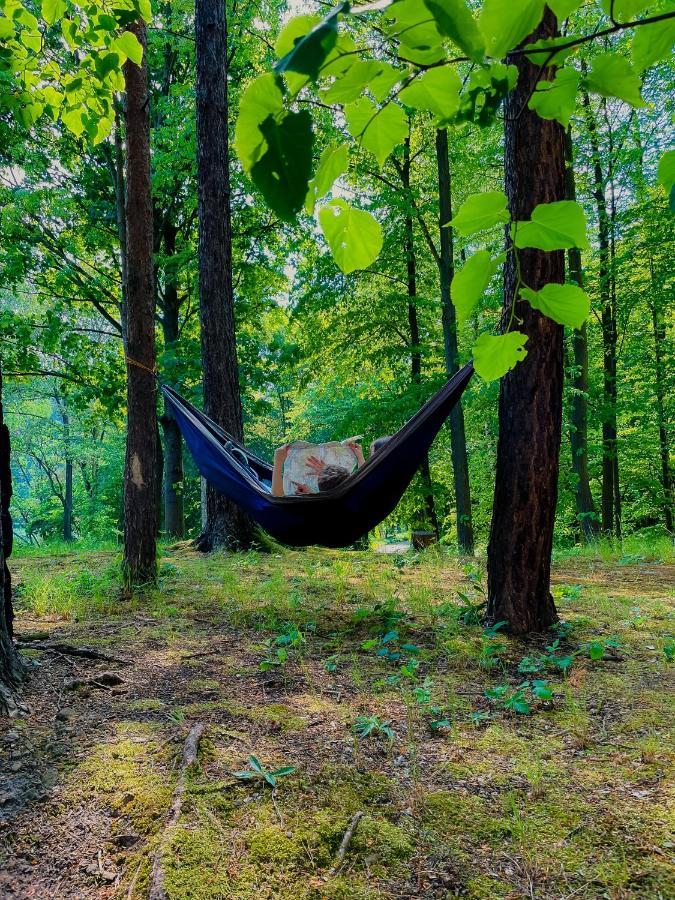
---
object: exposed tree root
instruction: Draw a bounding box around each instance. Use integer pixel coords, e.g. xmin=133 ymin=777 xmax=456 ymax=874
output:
xmin=16 ymin=642 xmax=130 ymax=666
xmin=328 ymin=810 xmax=363 ymax=876
xmin=148 ymin=723 xmax=205 ymax=900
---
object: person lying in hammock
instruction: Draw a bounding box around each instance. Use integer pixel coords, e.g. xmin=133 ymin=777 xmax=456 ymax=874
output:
xmin=271 ymin=437 xmax=390 ymax=497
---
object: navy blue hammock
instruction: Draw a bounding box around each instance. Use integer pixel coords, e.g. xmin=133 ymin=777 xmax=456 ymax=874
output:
xmin=161 ymin=362 xmax=473 ymax=549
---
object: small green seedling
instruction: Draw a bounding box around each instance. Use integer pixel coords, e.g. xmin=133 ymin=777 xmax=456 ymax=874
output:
xmin=234 ymin=754 xmax=296 ymax=787
xmin=352 ymin=715 xmax=394 ymax=742
xmin=585 ymin=636 xmax=622 ymax=661
xmin=485 ymin=679 xmax=554 ymax=715
xmin=663 ymin=640 xmax=674 ymax=663
xmin=470 ymin=710 xmax=491 ymax=727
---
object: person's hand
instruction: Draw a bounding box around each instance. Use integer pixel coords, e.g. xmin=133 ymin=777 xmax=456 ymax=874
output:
xmin=292 ymin=481 xmax=312 ymax=494
xmin=305 ymin=455 xmax=326 ymax=474
xmin=347 ymin=441 xmax=365 ymax=465
xmin=274 ymin=444 xmax=291 ymax=464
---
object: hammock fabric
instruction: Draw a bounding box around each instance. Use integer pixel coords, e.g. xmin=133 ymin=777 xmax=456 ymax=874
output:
xmin=162 ymin=362 xmax=473 ymax=548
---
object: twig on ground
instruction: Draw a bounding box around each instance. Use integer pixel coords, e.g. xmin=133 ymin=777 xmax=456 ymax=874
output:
xmin=125 ymin=857 xmax=143 ymax=899
xmin=271 ymin=789 xmax=284 ymax=827
xmin=17 ymin=642 xmax=130 ymax=665
xmin=328 ymin=810 xmax=363 ymax=876
xmin=148 ymin=723 xmax=205 ymax=900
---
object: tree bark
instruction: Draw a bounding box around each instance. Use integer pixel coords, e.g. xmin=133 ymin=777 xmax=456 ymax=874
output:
xmin=122 ymin=20 xmax=158 ymax=589
xmin=486 ymin=9 xmax=564 ymax=634
xmin=0 ymin=364 xmax=26 ymax=715
xmin=194 ymin=0 xmax=255 ymax=551
xmin=400 ymin=137 xmax=439 ymax=539
xmin=114 ymin=102 xmax=129 ymax=349
xmin=650 ymin=295 xmax=673 ymax=533
xmin=582 ymin=86 xmax=618 ymax=536
xmin=563 ymin=127 xmax=599 ymax=541
xmin=435 ymin=128 xmax=474 ymax=554
xmin=160 ymin=223 xmax=185 ymax=538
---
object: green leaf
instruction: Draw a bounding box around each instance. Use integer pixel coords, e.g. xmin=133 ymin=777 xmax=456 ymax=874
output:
xmin=233 ymin=770 xmax=256 ymax=779
xmin=234 ymin=74 xmax=284 ymax=173
xmin=94 ymin=51 xmax=121 ymax=81
xmin=319 ymin=200 xmax=383 ymax=274
xmin=264 ymin=772 xmax=277 ymax=786
xmin=324 ymin=60 xmax=385 ymax=103
xmin=41 ymin=0 xmax=66 ymax=25
xmin=137 ymin=0 xmax=152 ymax=23
xmin=62 ymin=105 xmax=85 ymax=137
xmin=584 ymin=52 xmax=645 ymax=107
xmin=369 ymin=61 xmax=403 ymax=101
xmin=274 ymin=14 xmax=320 ymax=93
xmin=384 ymin=0 xmax=446 ymax=64
xmin=524 ymin=36 xmax=577 ymax=66
xmin=657 ymin=149 xmax=675 ymax=191
xmin=632 ymin=8 xmax=675 ymax=73
xmin=451 ymin=250 xmax=505 ymax=322
xmin=528 ymin=67 xmax=580 ymax=127
xmin=344 ymin=98 xmax=407 ymax=168
xmin=270 ymin=766 xmax=297 ymax=777
xmin=305 ymin=141 xmax=349 ymax=213
xmin=448 ymin=190 xmax=510 ymax=236
xmin=513 ymin=200 xmax=589 ymax=251
xmin=250 ymin=111 xmax=314 ymax=223
xmin=423 ymin=0 xmax=485 ymax=62
xmin=399 ymin=67 xmax=462 ymax=121
xmin=275 ymin=3 xmax=345 ymax=81
xmin=547 ymin=0 xmax=582 ymax=18
xmin=479 ymin=0 xmax=545 ymax=59
xmin=520 ymin=283 xmax=590 ymax=329
xmin=248 ymin=755 xmax=265 ymax=775
xmin=113 ymin=30 xmax=143 ymax=66
xmin=20 ymin=29 xmax=41 ymax=52
xmin=600 ymin=0 xmax=650 ymax=18
xmin=473 ymin=331 xmax=528 ymax=381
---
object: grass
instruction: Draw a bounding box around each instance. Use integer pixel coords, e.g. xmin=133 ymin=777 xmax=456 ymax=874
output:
xmin=6 ymin=540 xmax=674 ymax=899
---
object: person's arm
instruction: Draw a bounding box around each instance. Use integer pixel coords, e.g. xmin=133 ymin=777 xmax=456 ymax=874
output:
xmin=272 ymin=444 xmax=290 ymax=496
xmin=347 ymin=441 xmax=366 ymax=468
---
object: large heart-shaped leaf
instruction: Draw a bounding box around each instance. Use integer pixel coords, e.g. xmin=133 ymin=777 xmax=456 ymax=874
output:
xmin=513 ymin=200 xmax=589 ymax=251
xmin=319 ymin=200 xmax=383 ymax=273
xmin=521 ymin=283 xmax=590 ymax=329
xmin=448 ymin=191 xmax=510 ymax=236
xmin=473 ymin=331 xmax=528 ymax=381
xmin=250 ymin=111 xmax=314 ymax=222
xmin=451 ymin=250 xmax=505 ymax=322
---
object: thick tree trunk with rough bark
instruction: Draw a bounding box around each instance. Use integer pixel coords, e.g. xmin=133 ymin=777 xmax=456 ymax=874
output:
xmin=486 ymin=10 xmax=564 ymax=634
xmin=122 ymin=20 xmax=158 ymax=589
xmin=0 ymin=366 xmax=25 ymax=715
xmin=563 ymin=128 xmax=599 ymax=541
xmin=194 ymin=0 xmax=255 ymax=551
xmin=436 ymin=128 xmax=474 ymax=554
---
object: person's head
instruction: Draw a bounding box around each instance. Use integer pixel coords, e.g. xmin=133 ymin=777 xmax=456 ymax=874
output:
xmin=317 ymin=464 xmax=350 ymax=492
xmin=370 ymin=436 xmax=392 ymax=456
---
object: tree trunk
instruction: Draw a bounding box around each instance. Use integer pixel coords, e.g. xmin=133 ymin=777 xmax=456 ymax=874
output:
xmin=563 ymin=127 xmax=599 ymax=541
xmin=582 ymin=86 xmax=617 ymax=536
xmin=160 ymin=222 xmax=185 ymax=538
xmin=122 ymin=19 xmax=158 ymax=589
xmin=486 ymin=9 xmax=564 ymax=634
xmin=194 ymin=0 xmax=255 ymax=551
xmin=436 ymin=128 xmax=474 ymax=554
xmin=0 ymin=364 xmax=25 ymax=715
xmin=114 ymin=102 xmax=129 ymax=349
xmin=62 ymin=410 xmax=73 ymax=542
xmin=650 ymin=296 xmax=673 ymax=533
xmin=400 ymin=137 xmax=439 ymax=540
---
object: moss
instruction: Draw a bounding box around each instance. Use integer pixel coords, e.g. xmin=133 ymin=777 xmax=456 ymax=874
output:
xmin=186 ymin=678 xmax=221 ymax=692
xmin=179 ymin=699 xmax=306 ymax=731
xmin=466 ymin=874 xmax=513 ymax=899
xmin=127 ymin=698 xmax=164 ymax=712
xmin=247 ymin=824 xmax=305 ymax=865
xmin=68 ymin=724 xmax=171 ymax=833
xmin=163 ymin=821 xmax=233 ymax=899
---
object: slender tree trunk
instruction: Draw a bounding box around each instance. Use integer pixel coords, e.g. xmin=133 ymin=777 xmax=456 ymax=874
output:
xmin=563 ymin=127 xmax=599 ymax=541
xmin=114 ymin=103 xmax=129 ymax=349
xmin=650 ymin=295 xmax=673 ymax=532
xmin=436 ymin=127 xmax=474 ymax=554
xmin=194 ymin=0 xmax=255 ymax=551
xmin=402 ymin=138 xmax=439 ymax=540
xmin=486 ymin=10 xmax=564 ymax=634
xmin=63 ymin=411 xmax=73 ymax=542
xmin=122 ymin=20 xmax=158 ymax=588
xmin=160 ymin=223 xmax=185 ymax=538
xmin=0 ymin=364 xmax=25 ymax=715
xmin=582 ymin=86 xmax=617 ymax=535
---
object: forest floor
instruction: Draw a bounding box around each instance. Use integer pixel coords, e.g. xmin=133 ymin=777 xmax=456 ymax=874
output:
xmin=0 ymin=544 xmax=673 ymax=899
